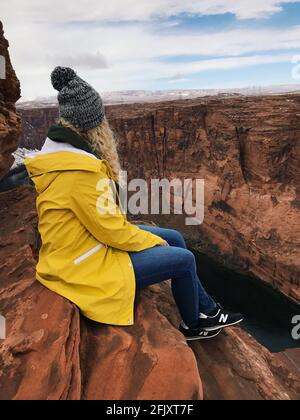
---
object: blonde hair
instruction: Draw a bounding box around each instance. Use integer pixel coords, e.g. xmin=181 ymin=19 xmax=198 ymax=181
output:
xmin=59 ymin=117 xmax=123 ymax=186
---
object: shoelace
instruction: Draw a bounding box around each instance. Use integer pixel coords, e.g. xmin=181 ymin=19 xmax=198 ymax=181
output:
xmin=199 ymin=308 xmax=221 ymax=320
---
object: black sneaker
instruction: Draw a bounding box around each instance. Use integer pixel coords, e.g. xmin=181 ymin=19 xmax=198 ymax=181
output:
xmin=179 ymin=321 xmax=222 ymax=341
xmin=198 ymin=304 xmax=243 ymax=332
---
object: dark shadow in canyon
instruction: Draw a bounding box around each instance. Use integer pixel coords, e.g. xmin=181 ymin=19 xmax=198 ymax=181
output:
xmin=193 ymin=250 xmax=300 ymax=353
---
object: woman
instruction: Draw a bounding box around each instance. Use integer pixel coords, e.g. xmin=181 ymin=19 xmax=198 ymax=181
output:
xmin=25 ymin=67 xmax=243 ymax=341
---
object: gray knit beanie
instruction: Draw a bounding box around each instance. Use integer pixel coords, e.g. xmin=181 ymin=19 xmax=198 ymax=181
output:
xmin=51 ymin=66 xmax=105 ymax=131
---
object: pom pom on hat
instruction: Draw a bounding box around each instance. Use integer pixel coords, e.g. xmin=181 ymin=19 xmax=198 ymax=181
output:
xmin=51 ymin=66 xmax=77 ymax=92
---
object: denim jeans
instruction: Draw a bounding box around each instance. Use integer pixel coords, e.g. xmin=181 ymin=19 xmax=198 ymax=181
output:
xmin=129 ymin=225 xmax=216 ymax=327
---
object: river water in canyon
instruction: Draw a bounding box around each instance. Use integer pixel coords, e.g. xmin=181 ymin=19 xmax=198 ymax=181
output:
xmin=193 ymin=251 xmax=300 ymax=353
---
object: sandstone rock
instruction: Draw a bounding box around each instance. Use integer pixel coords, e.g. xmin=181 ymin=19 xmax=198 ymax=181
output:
xmin=108 ymin=97 xmax=300 ymax=303
xmin=0 ymin=186 xmax=202 ymax=400
xmin=80 ymin=290 xmax=202 ymax=400
xmin=0 ymin=21 xmax=21 ymax=180
xmin=151 ymin=282 xmax=300 ymax=401
xmin=191 ymin=328 xmax=300 ymax=401
xmin=18 ymin=96 xmax=300 ymax=302
xmin=0 ymin=185 xmax=299 ymax=400
xmin=18 ymin=107 xmax=58 ymax=150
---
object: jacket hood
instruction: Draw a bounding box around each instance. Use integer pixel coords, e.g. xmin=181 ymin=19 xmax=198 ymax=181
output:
xmin=24 ymin=137 xmax=115 ymax=193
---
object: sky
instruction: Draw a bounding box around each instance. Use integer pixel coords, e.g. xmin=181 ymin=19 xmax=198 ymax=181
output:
xmin=1 ymin=0 xmax=300 ymax=100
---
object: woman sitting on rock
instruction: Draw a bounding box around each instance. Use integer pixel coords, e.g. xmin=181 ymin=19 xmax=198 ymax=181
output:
xmin=25 ymin=67 xmax=243 ymax=341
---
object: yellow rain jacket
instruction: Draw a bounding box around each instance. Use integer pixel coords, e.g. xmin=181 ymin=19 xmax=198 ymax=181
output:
xmin=24 ymin=138 xmax=165 ymax=326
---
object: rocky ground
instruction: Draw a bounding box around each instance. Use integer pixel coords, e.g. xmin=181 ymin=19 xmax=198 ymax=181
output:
xmin=0 ymin=186 xmax=299 ymax=400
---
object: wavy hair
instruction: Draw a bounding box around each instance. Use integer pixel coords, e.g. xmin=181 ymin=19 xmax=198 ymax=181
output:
xmin=59 ymin=117 xmax=124 ymax=186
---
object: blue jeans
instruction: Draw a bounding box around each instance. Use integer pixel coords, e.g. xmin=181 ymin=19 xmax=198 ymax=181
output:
xmin=129 ymin=225 xmax=216 ymax=328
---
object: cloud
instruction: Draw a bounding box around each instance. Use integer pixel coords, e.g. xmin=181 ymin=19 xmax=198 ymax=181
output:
xmin=170 ymin=53 xmax=293 ymax=75
xmin=47 ymin=52 xmax=109 ymax=69
xmin=2 ymin=0 xmax=300 ymax=23
xmin=125 ymin=53 xmax=294 ymax=83
xmin=1 ymin=1 xmax=300 ymax=99
xmin=157 ymin=72 xmax=190 ymax=84
xmin=168 ymin=73 xmax=190 ymax=83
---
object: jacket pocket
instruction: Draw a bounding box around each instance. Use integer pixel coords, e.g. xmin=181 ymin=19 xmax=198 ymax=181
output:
xmin=73 ymin=243 xmax=105 ymax=265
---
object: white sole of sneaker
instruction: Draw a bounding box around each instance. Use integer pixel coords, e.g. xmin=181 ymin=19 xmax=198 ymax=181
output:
xmin=185 ymin=329 xmax=222 ymax=341
xmin=203 ymin=318 xmax=244 ymax=332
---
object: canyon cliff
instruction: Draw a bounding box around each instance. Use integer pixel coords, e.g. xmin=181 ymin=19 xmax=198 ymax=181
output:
xmin=1 ymin=19 xmax=299 ymax=401
xmin=0 ymin=22 xmax=21 ymax=180
xmin=19 ymin=95 xmax=300 ymax=302
xmin=0 ymin=185 xmax=299 ymax=400
xmin=2 ymin=100 xmax=300 ymax=399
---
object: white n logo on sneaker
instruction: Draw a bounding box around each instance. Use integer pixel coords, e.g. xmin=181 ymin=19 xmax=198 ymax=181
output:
xmin=220 ymin=314 xmax=228 ymax=323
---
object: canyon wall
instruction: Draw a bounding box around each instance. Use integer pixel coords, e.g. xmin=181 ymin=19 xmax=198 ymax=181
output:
xmin=1 ymin=18 xmax=299 ymax=401
xmin=0 ymin=21 xmax=21 ymax=179
xmin=18 ymin=107 xmax=58 ymax=149
xmin=0 ymin=185 xmax=299 ymax=400
xmin=19 ymin=95 xmax=300 ymax=302
xmin=111 ymin=96 xmax=300 ymax=303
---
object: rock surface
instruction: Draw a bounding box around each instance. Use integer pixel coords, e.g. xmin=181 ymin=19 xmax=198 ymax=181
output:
xmin=0 ymin=21 xmax=21 ymax=180
xmin=19 ymin=96 xmax=300 ymax=302
xmin=150 ymin=282 xmax=300 ymax=401
xmin=18 ymin=107 xmax=58 ymax=150
xmin=0 ymin=185 xmax=299 ymax=400
xmin=110 ymin=97 xmax=300 ymax=304
xmin=0 ymin=186 xmax=202 ymax=400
